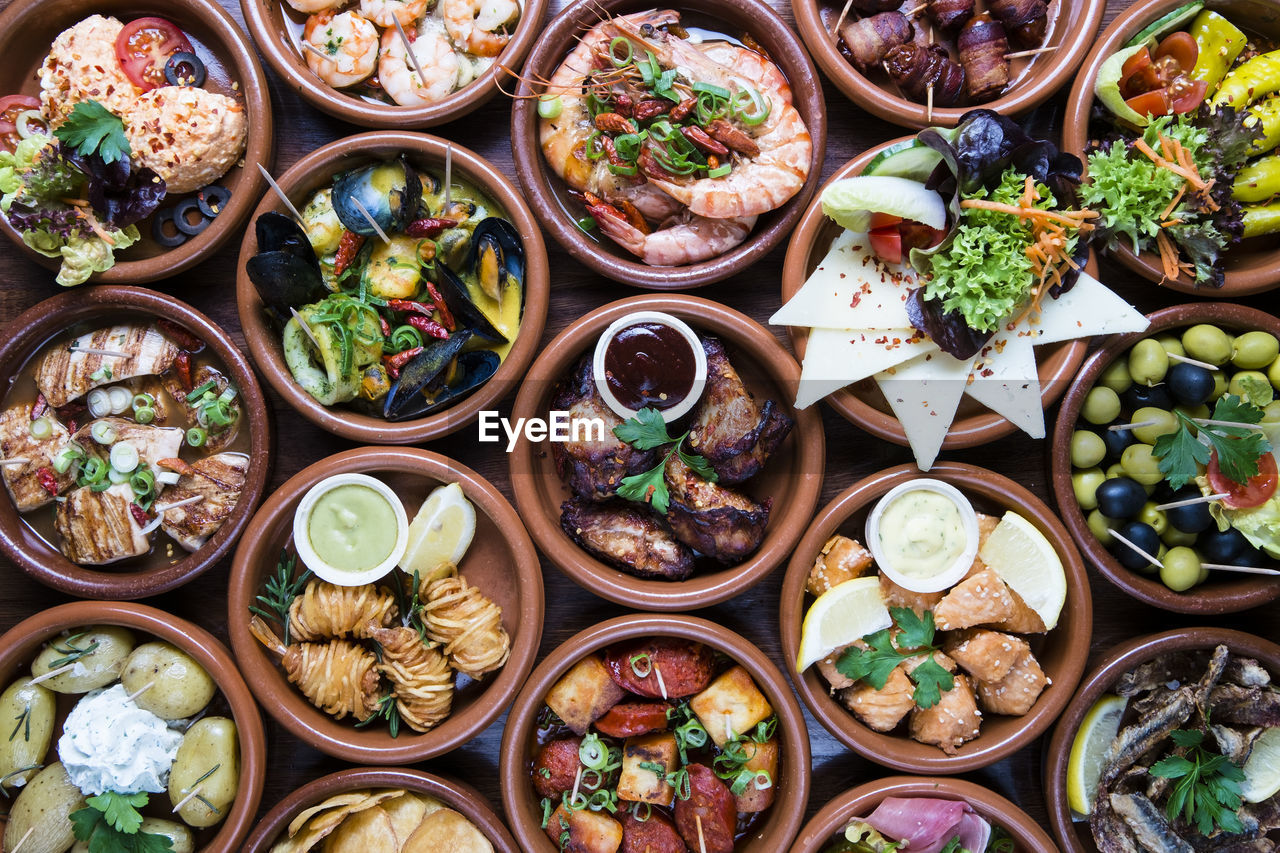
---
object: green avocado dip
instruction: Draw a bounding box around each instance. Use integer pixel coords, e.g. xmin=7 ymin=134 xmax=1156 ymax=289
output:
xmin=307 ymin=483 xmax=398 ymax=571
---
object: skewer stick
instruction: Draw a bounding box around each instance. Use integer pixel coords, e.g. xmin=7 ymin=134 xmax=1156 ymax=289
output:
xmin=1154 ymin=492 xmax=1229 ymax=511
xmin=68 ymin=347 xmax=130 ymax=358
xmin=28 ymin=661 xmax=78 ymax=686
xmin=349 ymin=198 xmax=391 ymax=244
xmin=1203 ymin=563 xmax=1280 ymax=576
xmin=301 ymin=41 xmax=331 ymax=64
xmin=1108 ymin=419 xmax=1158 ymax=432
xmin=695 ymin=815 xmax=708 ymax=853
xmin=1107 ymin=527 xmax=1164 ymax=569
xmin=444 ymin=143 xmax=453 ymax=213
xmin=172 ymin=783 xmax=206 ymax=814
xmin=926 ymin=84 xmax=934 ymax=123
xmin=1193 ymin=418 xmax=1268 ymax=431
xmin=125 ymin=681 xmax=155 ymax=703
xmin=831 ymin=0 xmax=855 ymax=40
xmin=10 ymin=827 xmax=36 ymax=853
xmin=1167 ymin=351 xmax=1220 ymax=371
xmin=1004 ymin=44 xmax=1060 ymax=60
xmin=256 ymin=163 xmax=305 ymax=224
xmin=902 ymin=3 xmax=928 ymax=16
xmin=155 ymin=495 xmax=205 ymax=513
xmin=289 ymin=307 xmax=324 ymax=352
xmin=0 ymin=458 xmax=32 ymax=466
xmin=393 ymin=17 xmax=430 ymax=95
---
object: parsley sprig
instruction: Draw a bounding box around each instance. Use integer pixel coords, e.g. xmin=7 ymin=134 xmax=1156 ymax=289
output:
xmin=1153 ymin=394 xmax=1272 ymax=489
xmin=1151 ymin=729 xmax=1245 ymax=836
xmin=612 ymin=407 xmax=717 ymax=514
xmin=53 ymin=101 xmax=132 ymax=166
xmin=834 ymin=607 xmax=956 ymax=709
xmin=70 ymin=791 xmax=173 ymax=853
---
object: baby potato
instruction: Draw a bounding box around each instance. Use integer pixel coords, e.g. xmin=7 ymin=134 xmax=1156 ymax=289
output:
xmin=0 ymin=677 xmax=55 ymax=790
xmin=30 ymin=625 xmax=135 ymax=693
xmin=169 ymin=716 xmax=239 ymax=828
xmin=73 ymin=818 xmax=195 ymax=853
xmin=3 ymin=762 xmax=85 ymax=853
xmin=121 ymin=642 xmax=216 ymax=720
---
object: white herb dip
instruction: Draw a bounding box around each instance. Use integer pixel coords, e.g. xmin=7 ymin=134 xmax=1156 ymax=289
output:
xmin=58 ymin=683 xmax=183 ymax=796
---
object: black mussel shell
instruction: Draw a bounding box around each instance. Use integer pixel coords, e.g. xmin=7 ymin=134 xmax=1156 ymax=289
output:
xmin=246 ymin=251 xmax=327 ymax=318
xmin=434 ymin=264 xmax=507 ymax=343
xmin=385 ymin=346 xmax=501 ymax=421
xmin=254 ymin=212 xmax=319 ymax=269
xmin=383 ymin=330 xmax=474 ymax=420
xmin=332 ymin=157 xmax=422 ymax=237
xmin=469 ymin=217 xmax=525 ymax=301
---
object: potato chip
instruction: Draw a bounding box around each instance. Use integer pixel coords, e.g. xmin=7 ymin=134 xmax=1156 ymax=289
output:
xmin=402 ymin=808 xmax=493 ymax=853
xmin=321 ymin=807 xmax=397 ymax=853
xmin=382 ymin=794 xmax=429 ymax=843
xmin=287 ymin=793 xmax=367 ymax=837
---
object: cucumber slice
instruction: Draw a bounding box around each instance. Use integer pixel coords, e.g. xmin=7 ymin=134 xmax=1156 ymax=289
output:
xmin=821 ymin=176 xmax=947 ymax=232
xmin=1125 ymin=1 xmax=1203 ymax=48
xmin=1095 ymin=44 xmax=1153 ymax=128
xmin=863 ymin=141 xmax=944 ymax=181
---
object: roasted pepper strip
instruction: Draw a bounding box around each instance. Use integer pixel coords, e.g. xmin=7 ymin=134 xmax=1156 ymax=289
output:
xmin=1213 ymin=49 xmax=1280 ymax=109
xmin=334 ymin=230 xmax=366 ymax=277
xmin=407 ymin=314 xmax=449 ymax=339
xmin=129 ymin=504 xmax=152 ymax=526
xmin=1189 ymin=10 xmax=1246 ymax=93
xmin=31 ymin=393 xmax=48 ymax=420
xmin=174 ymin=351 xmax=193 ymax=392
xmin=156 ymin=319 xmax=204 ymax=352
xmin=382 ymin=345 xmax=423 ymax=379
xmin=405 ymin=218 xmax=459 ymax=238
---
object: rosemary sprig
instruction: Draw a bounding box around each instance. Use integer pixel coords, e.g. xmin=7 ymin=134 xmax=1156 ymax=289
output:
xmin=0 ymin=764 xmax=42 ymax=797
xmin=248 ymin=550 xmax=312 ymax=646
xmin=9 ymin=703 xmax=31 ymax=743
xmin=190 ymin=763 xmax=222 ymax=815
xmin=47 ymin=631 xmax=100 ymax=669
xmin=355 ymin=694 xmax=403 ymax=739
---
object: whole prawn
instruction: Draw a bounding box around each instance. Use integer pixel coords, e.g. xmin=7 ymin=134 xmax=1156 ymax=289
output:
xmin=302 ymin=10 xmax=379 ymax=89
xmin=377 ymin=21 xmax=462 ymax=106
xmin=578 ymin=190 xmax=756 ymax=266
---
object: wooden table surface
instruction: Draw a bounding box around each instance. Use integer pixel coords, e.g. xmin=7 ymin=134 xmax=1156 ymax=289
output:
xmin=2 ymin=0 xmax=1278 ymax=845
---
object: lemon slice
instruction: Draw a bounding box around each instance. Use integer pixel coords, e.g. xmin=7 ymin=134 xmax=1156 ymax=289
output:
xmin=399 ymin=482 xmax=476 ymax=579
xmin=1241 ymin=727 xmax=1280 ymax=803
xmin=797 ymin=576 xmax=892 ymax=673
xmin=1067 ymin=694 xmax=1127 ymax=815
xmin=979 ymin=511 xmax=1068 ymax=630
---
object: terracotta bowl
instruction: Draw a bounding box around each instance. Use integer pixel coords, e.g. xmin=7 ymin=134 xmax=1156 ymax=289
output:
xmin=241 ymin=0 xmax=546 ymax=128
xmin=793 ymin=0 xmax=1103 ymax=130
xmin=1063 ymin=0 xmax=1280 ymax=297
xmin=510 ymin=0 xmax=827 ymax=289
xmin=792 ymin=776 xmax=1060 ymax=853
xmin=499 ymin=613 xmax=811 ymax=852
xmin=0 ymin=286 xmax=271 ymax=599
xmin=0 ymin=601 xmax=267 ymax=852
xmin=508 ymin=294 xmax=825 ymax=611
xmin=1050 ymin=303 xmax=1280 ymax=615
xmin=779 ymin=461 xmax=1093 ymax=774
xmin=227 ymin=445 xmax=543 ymax=764
xmin=779 ymin=139 xmax=1089 ymax=451
xmin=235 ymin=131 xmax=550 ymax=444
xmin=243 ymin=767 xmax=519 ymax=852
xmin=0 ymin=0 xmax=271 ymax=285
xmin=1044 ymin=627 xmax=1280 ymax=853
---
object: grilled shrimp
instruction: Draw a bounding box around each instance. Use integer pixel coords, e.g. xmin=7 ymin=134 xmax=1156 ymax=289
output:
xmin=359 ymin=0 xmax=431 ymax=28
xmin=441 ymin=0 xmax=520 ymax=57
xmin=302 ymin=10 xmax=379 ymax=89
xmin=286 ymin=0 xmax=346 ymax=12
xmin=585 ymin=193 xmax=756 ymax=266
xmin=377 ymin=22 xmax=461 ymax=105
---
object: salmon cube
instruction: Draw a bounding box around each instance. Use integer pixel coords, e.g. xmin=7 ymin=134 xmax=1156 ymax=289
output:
xmin=946 ymin=630 xmax=1029 ymax=683
xmin=690 ymin=665 xmax=773 ymax=746
xmin=879 ymin=574 xmax=944 ymax=615
xmin=933 ymin=570 xmax=1016 ymax=631
xmin=840 ymin=665 xmax=915 ymax=733
xmin=546 ymin=655 xmax=626 ymax=735
xmin=815 ymin=647 xmax=857 ymax=691
xmin=617 ymin=732 xmax=678 ymax=805
xmin=987 ymin=586 xmax=1048 ymax=634
xmin=975 ymin=648 xmax=1049 ymax=716
xmin=806 ymin=535 xmax=874 ymax=596
xmin=909 ymin=674 xmax=982 ymax=754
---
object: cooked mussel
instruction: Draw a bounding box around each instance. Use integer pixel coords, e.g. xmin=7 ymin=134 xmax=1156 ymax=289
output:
xmin=470 ymin=217 xmax=524 ymax=302
xmin=384 ymin=330 xmax=493 ymax=421
xmin=255 ymin=211 xmax=319 ymax=266
xmin=332 ymin=157 xmax=422 ymax=237
xmin=433 ymin=265 xmax=507 ymax=343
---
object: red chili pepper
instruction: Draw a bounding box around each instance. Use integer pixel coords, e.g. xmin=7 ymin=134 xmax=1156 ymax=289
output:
xmin=36 ymin=467 xmax=58 ymax=496
xmin=405 ymin=218 xmax=459 ymax=239
xmin=383 ymin=346 xmax=424 ymax=372
xmin=386 ymin=298 xmax=434 ymax=316
xmin=379 ymin=316 xmax=392 ymax=337
xmin=156 ymin=319 xmax=204 ymax=352
xmin=130 ymin=503 xmax=152 ymax=527
xmin=174 ymin=351 xmax=193 ymax=392
xmin=31 ymin=393 xmax=48 ymax=420
xmin=335 ymin=230 xmax=366 ymax=276
xmin=407 ymin=315 xmax=449 ymax=339
xmin=424 ymin=281 xmax=455 ymax=331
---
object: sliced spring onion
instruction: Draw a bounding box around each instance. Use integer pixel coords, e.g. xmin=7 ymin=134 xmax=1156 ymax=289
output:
xmin=78 ymin=456 xmax=107 ymax=486
xmin=731 ymin=87 xmax=771 ymax=126
xmin=89 ymin=421 xmax=117 ymax=445
xmin=88 ymin=365 xmax=113 ymax=383
xmin=86 ymin=388 xmax=112 ymax=419
xmin=28 ymin=416 xmax=52 ymax=440
xmin=186 ymin=380 xmax=217 ymax=402
xmin=389 ymin=325 xmax=423 ymax=354
xmin=134 ymin=406 xmax=156 ymax=425
xmin=157 ymin=471 xmax=182 ymax=486
xmin=108 ymin=466 xmax=130 ymax=485
xmin=608 ymin=36 xmax=633 ymax=67
xmin=613 ymin=133 xmax=643 ymax=161
xmin=707 ymin=164 xmax=732 ymax=178
xmin=631 ymin=802 xmax=651 ymax=821
xmin=109 ymin=441 xmax=139 ymax=473
xmin=647 ymin=120 xmax=677 ymax=143
xmin=753 ymin=770 xmax=773 ymax=790
xmin=629 ymin=653 xmax=652 ymax=678
xmin=130 ymin=468 xmax=155 ymax=498
xmin=585 ymin=130 xmax=605 ymax=161
xmin=537 ymin=94 xmax=563 ymax=120
xmin=108 ymin=386 xmax=132 ymax=415
xmin=606 ymin=163 xmax=638 ymax=177
xmin=132 ymin=393 xmax=155 ymax=411
xmin=218 ymin=387 xmax=237 ymax=403
xmin=186 ymin=427 xmax=206 ymax=447
xmin=51 ymin=445 xmax=84 ymax=474
xmin=15 ymin=110 xmax=46 ymax=139
xmin=692 ymin=81 xmax=730 ymax=99
xmin=579 ymin=734 xmax=608 ymax=770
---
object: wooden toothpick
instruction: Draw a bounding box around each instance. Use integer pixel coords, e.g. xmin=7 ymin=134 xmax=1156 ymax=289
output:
xmin=1108 ymin=419 xmax=1158 ymax=432
xmin=301 ymin=41 xmax=331 ymax=64
xmin=1108 ymin=527 xmax=1164 ymax=569
xmin=289 ymin=307 xmax=324 ymax=352
xmin=349 ymin=198 xmax=391 ymax=244
xmin=68 ymin=346 xmax=130 ymax=357
xmin=831 ymin=0 xmax=855 ymax=41
xmin=10 ymin=826 xmax=36 ymax=853
xmin=255 ymin=163 xmax=305 ymax=224
xmin=28 ymin=661 xmax=78 ymax=686
xmin=172 ymin=783 xmax=206 ymax=813
xmin=0 ymin=458 xmax=31 ymax=466
xmin=1154 ymin=493 xmax=1229 ymax=512
xmin=125 ymin=681 xmax=155 ymax=703
xmin=393 ymin=17 xmax=430 ymax=94
xmin=444 ymin=143 xmax=453 ymax=213
xmin=1168 ymin=351 xmax=1220 ymax=371
xmin=1005 ymin=44 xmax=1060 ymax=60
xmin=1203 ymin=563 xmax=1280 ymax=576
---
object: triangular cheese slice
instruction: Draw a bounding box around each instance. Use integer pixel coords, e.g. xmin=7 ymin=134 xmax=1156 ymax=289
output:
xmin=965 ymin=331 xmax=1046 ymax=438
xmin=771 ymin=231 xmax=918 ymax=331
xmin=794 ymin=327 xmax=936 ymax=409
xmin=876 ymin=349 xmax=974 ymax=471
xmin=1022 ymin=270 xmax=1149 ymax=344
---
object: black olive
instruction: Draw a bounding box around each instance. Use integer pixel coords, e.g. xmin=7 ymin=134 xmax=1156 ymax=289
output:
xmin=1102 ymin=424 xmax=1136 ymax=460
xmin=1166 ymin=362 xmax=1215 ymax=406
xmin=151 ymin=207 xmax=188 ymax=248
xmin=1166 ymin=489 xmax=1214 ymax=533
xmin=1122 ymin=383 xmax=1173 ymax=411
xmin=1113 ymin=521 xmax=1160 ymax=570
xmin=1096 ymin=477 xmax=1147 ymax=519
xmin=197 ymin=185 xmax=231 ymax=218
xmin=173 ymin=196 xmax=210 ymax=236
xmin=164 ymin=51 xmax=206 ymax=88
xmin=1198 ymin=527 xmax=1248 ymax=564
xmin=1235 ymin=545 xmax=1271 ymax=568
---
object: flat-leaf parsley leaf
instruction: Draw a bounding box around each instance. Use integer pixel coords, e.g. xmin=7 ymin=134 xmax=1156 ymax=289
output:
xmin=613 ymin=406 xmax=717 ymax=514
xmin=834 ymin=607 xmax=956 ymax=709
xmin=54 ymin=101 xmax=131 ymax=166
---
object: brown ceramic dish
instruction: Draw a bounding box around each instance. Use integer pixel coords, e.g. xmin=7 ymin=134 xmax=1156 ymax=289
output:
xmin=499 ymin=613 xmax=811 ymax=852
xmin=779 ymin=139 xmax=1089 ymax=451
xmin=1062 ymin=0 xmax=1280 ymax=297
xmin=1050 ymin=303 xmax=1280 ymax=615
xmin=0 ymin=286 xmax=271 ymax=600
xmin=793 ymin=0 xmax=1103 ymax=130
xmin=1044 ymin=627 xmax=1280 ymax=853
xmin=0 ymin=0 xmax=271 ymax=285
xmin=227 ymin=445 xmax=543 ymax=764
xmin=241 ymin=0 xmax=546 ymax=128
xmin=791 ymin=775 xmax=1060 ymax=853
xmin=242 ymin=767 xmax=519 ymax=852
xmin=779 ymin=461 xmax=1092 ymax=774
xmin=235 ymin=131 xmax=549 ymax=444
xmin=510 ymin=0 xmax=827 ymax=290
xmin=508 ymin=294 xmax=825 ymax=611
xmin=0 ymin=601 xmax=267 ymax=852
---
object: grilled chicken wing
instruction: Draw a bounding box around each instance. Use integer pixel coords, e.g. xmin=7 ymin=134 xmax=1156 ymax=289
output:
xmin=35 ymin=324 xmax=180 ymax=408
xmin=54 ymin=483 xmax=150 ymax=564
xmin=160 ymin=364 xmax=241 ymax=452
xmin=160 ymin=452 xmax=248 ymax=552
xmin=551 ymin=356 xmax=657 ymax=501
xmin=663 ymin=455 xmax=769 ymax=563
xmin=685 ymin=336 xmax=793 ymax=484
xmin=560 ymin=498 xmax=695 ymax=580
xmin=0 ymin=403 xmax=75 ymax=511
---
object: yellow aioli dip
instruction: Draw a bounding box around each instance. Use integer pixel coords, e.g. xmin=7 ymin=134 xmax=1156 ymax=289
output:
xmin=877 ymin=489 xmax=970 ymax=580
xmin=307 ymin=483 xmax=398 ymax=572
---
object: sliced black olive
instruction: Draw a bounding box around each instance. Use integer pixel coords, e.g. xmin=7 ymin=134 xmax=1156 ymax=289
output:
xmin=197 ymin=185 xmax=231 ymax=218
xmin=151 ymin=207 xmax=188 ymax=248
xmin=164 ymin=51 xmax=206 ymax=88
xmin=172 ymin=196 xmax=210 ymax=236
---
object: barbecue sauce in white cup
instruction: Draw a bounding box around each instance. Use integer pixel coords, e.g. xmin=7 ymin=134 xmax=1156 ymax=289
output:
xmin=593 ymin=311 xmax=708 ymax=422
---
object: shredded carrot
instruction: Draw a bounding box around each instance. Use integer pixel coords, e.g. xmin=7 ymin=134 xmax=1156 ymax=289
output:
xmin=1156 ymin=230 xmax=1180 ymax=282
xmin=1132 ymin=137 xmax=1206 ymax=189
xmin=1159 ymin=184 xmax=1186 ymax=221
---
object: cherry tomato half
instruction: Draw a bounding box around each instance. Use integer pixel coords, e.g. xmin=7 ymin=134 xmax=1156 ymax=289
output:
xmin=0 ymin=94 xmax=43 ymax=153
xmin=869 ymin=225 xmax=903 ymax=265
xmin=1120 ymin=47 xmax=1153 ymax=97
xmin=1125 ymin=87 xmax=1173 ymax=117
xmin=1154 ymin=31 xmax=1198 ymax=75
xmin=1169 ymin=78 xmax=1209 ymax=113
xmin=115 ymin=17 xmax=193 ymax=91
xmin=1208 ymin=450 xmax=1279 ymax=509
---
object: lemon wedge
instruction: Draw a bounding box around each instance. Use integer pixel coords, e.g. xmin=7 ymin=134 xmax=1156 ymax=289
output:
xmin=399 ymin=482 xmax=476 ymax=579
xmin=979 ymin=511 xmax=1068 ymax=630
xmin=1067 ymin=694 xmax=1127 ymax=815
xmin=1241 ymin=727 xmax=1280 ymax=803
xmin=797 ymin=576 xmax=892 ymax=673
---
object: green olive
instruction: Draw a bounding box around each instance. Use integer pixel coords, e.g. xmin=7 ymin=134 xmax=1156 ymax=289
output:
xmin=1071 ymin=430 xmax=1107 ymax=468
xmin=1229 ymin=370 xmax=1275 ymax=404
xmin=1157 ymin=334 xmax=1186 ymax=358
xmin=1162 ymin=525 xmax=1198 ymax=547
xmin=1160 ymin=546 xmax=1203 ymax=591
xmin=1106 ymin=462 xmax=1128 ymax=481
xmin=1129 ymin=339 xmax=1170 ymax=387
xmin=1269 ymin=355 xmax=1280 ymax=391
xmin=1212 ymin=370 xmax=1229 ymax=400
xmin=1122 ymin=444 xmax=1165 ymax=485
xmin=1082 ymin=386 xmax=1122 ymax=425
xmin=1073 ymin=467 xmax=1107 ymax=510
xmin=1264 ymin=400 xmax=1280 ymax=424
xmin=1138 ymin=501 xmax=1169 ymax=536
xmin=1233 ymin=331 xmax=1280 ymax=369
xmin=1137 ymin=543 xmax=1166 ymax=575
xmin=1087 ymin=510 xmax=1117 ymax=546
xmin=1099 ymin=359 xmax=1133 ymax=394
xmin=1132 ymin=407 xmax=1179 ymax=445
xmin=1174 ymin=404 xmax=1210 ymax=425
xmin=1182 ymin=324 xmax=1233 ymax=365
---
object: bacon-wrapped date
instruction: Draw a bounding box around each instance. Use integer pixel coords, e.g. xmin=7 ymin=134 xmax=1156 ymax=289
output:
xmin=958 ymin=15 xmax=1011 ymax=102
xmin=884 ymin=43 xmax=966 ymax=106
xmin=928 ymin=0 xmax=974 ymax=31
xmin=850 ymin=0 xmax=904 ymax=12
xmin=989 ymin=0 xmax=1048 ymax=48
xmin=838 ymin=11 xmax=913 ymax=71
